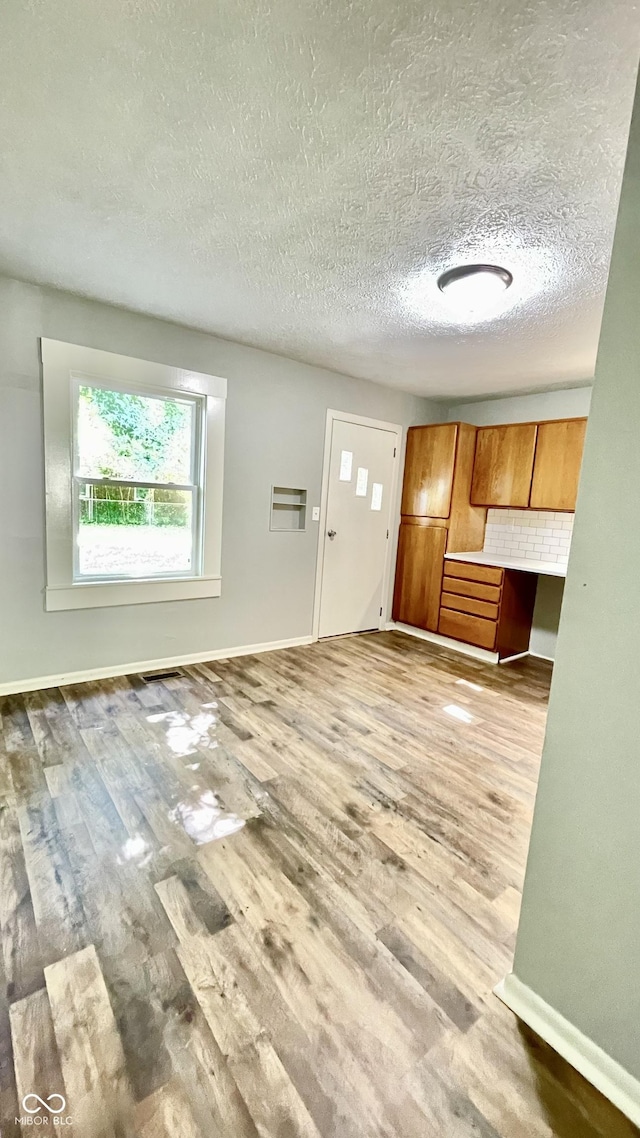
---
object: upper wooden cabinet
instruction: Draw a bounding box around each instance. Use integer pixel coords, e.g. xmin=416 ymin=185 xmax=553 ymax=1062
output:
xmin=401 ymin=423 xmax=458 ymax=517
xmin=470 ymin=423 xmax=538 ymax=508
xmin=530 ymin=418 xmax=587 ymax=511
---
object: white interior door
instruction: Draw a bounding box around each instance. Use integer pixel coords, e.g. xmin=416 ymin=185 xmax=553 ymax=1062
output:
xmin=318 ymin=418 xmax=398 ymax=638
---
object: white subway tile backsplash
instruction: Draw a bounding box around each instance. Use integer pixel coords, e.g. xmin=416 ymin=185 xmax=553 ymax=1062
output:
xmin=483 ymin=508 xmax=574 ymax=562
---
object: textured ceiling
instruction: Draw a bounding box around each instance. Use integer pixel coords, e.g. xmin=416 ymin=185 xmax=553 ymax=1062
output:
xmin=1 ymin=1 xmax=639 ymax=397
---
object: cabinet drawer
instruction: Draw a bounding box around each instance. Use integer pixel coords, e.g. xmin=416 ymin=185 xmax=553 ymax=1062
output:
xmin=441 ymin=593 xmax=499 ymax=621
xmin=441 ymin=575 xmax=501 ymax=604
xmin=439 ymin=608 xmax=497 ymax=651
xmin=444 ymin=560 xmax=503 ymax=587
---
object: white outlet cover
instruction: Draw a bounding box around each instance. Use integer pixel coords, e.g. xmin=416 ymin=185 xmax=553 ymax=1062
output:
xmin=312 ymin=506 xmax=320 ymax=521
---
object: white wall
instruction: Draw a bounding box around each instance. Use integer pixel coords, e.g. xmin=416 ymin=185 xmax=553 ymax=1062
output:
xmin=442 ymin=384 xmax=591 ymax=659
xmin=444 ymin=385 xmax=592 ymax=426
xmin=512 ymin=77 xmax=640 ymax=1092
xmin=0 ymin=276 xmax=436 ymax=689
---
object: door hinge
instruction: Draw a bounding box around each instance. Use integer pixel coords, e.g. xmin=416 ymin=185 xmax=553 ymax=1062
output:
xmin=393 ymin=447 xmax=396 ymax=457
xmin=386 ymin=529 xmax=389 ymax=539
xmin=380 ymin=607 xmax=383 ymax=616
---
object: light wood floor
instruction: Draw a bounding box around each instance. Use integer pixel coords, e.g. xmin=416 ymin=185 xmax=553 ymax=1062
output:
xmin=0 ymin=631 xmax=636 ymax=1137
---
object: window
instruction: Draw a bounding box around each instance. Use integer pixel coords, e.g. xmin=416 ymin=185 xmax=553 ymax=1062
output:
xmin=42 ymin=340 xmax=226 ymax=610
xmin=75 ymin=383 xmax=202 ymax=580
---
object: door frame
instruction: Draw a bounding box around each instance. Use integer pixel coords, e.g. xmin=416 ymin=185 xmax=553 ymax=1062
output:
xmin=312 ymin=408 xmax=402 ymax=641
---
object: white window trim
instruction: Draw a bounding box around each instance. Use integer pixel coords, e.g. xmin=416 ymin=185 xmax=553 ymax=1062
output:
xmin=41 ymin=339 xmax=227 ymax=611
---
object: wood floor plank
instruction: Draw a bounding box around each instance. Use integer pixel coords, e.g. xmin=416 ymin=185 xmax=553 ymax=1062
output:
xmin=45 ymin=944 xmax=135 ymax=1137
xmin=10 ymin=987 xmax=70 ymax=1133
xmin=0 ymin=804 xmax=42 ymax=1003
xmin=18 ymin=798 xmax=89 ymax=968
xmin=158 ymin=955 xmax=261 ymax=1138
xmin=0 ymin=949 xmax=21 ymax=1138
xmin=135 ymin=1077 xmax=204 ymax=1138
xmin=0 ymin=634 xmax=635 ymax=1138
xmin=198 ymin=826 xmax=449 ymax=1107
xmin=168 ymin=921 xmax=323 ymax=1137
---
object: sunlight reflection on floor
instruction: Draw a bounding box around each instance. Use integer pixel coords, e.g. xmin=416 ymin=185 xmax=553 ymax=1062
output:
xmin=146 ymin=708 xmax=219 ymax=757
xmin=144 ymin=704 xmax=247 ymax=846
xmin=170 ymin=788 xmax=245 ymax=845
xmin=119 ymin=834 xmax=153 ymax=867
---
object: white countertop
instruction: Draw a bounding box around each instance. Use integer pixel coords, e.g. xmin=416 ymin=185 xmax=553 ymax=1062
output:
xmin=445 ymin=550 xmax=567 ymax=578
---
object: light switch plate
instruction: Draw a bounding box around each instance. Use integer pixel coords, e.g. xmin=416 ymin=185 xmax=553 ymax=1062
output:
xmin=312 ymin=506 xmax=320 ymax=521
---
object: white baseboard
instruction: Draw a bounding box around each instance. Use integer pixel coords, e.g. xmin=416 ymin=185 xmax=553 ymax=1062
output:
xmin=387 ymin=621 xmax=499 ymax=664
xmin=495 ymin=973 xmax=640 ymax=1128
xmin=0 ymin=635 xmax=314 ymax=696
xmin=388 ymin=624 xmax=556 ymax=667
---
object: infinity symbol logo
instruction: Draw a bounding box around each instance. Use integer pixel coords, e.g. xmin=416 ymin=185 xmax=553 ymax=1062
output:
xmin=22 ymin=1093 xmax=67 ymax=1114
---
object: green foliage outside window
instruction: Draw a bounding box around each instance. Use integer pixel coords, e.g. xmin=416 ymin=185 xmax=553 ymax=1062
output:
xmin=79 ymin=487 xmax=188 ymax=527
xmin=78 ymin=386 xmax=192 ymax=527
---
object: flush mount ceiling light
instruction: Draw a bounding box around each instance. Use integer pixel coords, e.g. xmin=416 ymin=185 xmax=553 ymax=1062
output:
xmin=437 ymin=263 xmax=513 ymax=317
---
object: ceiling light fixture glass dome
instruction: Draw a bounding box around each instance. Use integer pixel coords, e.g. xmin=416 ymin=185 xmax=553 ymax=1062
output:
xmin=437 ymin=263 xmax=513 ymax=317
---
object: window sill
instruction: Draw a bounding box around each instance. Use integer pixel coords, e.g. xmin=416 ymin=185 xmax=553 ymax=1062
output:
xmin=45 ymin=575 xmax=222 ymax=611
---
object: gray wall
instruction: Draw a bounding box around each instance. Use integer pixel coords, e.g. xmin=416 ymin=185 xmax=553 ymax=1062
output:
xmin=444 ymin=385 xmax=592 ymax=426
xmin=527 ymin=577 xmax=565 ymax=660
xmin=443 ymin=385 xmax=592 ymax=659
xmin=512 ymin=78 xmax=640 ymax=1081
xmin=0 ymin=276 xmax=435 ymax=688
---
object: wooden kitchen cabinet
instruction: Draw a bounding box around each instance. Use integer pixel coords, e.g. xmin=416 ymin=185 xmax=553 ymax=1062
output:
xmin=401 ymin=423 xmax=458 ymax=517
xmin=443 ymin=560 xmax=503 ymax=586
xmin=392 ymin=521 xmax=447 ymax=631
xmin=393 ymin=422 xmax=486 ymax=632
xmin=470 ymin=423 xmax=538 ymax=507
xmin=529 ymin=418 xmax=587 ymax=511
xmin=400 ymin=422 xmax=485 ymax=549
xmin=439 ymin=607 xmax=499 ymax=651
xmin=439 ymin=560 xmax=538 ymax=658
xmin=394 ymin=411 xmax=585 ymax=656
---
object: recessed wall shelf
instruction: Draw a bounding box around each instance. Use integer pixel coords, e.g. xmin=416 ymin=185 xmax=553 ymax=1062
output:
xmin=270 ymin=486 xmax=307 ymax=531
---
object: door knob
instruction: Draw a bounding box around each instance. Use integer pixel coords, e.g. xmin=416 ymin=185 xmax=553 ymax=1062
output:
xmin=327 ymin=529 xmax=337 ymax=539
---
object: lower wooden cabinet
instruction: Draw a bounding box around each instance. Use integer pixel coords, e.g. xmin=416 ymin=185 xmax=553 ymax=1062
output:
xmin=438 ymin=560 xmax=538 ymax=658
xmin=392 ymin=521 xmax=447 ymax=631
xmin=439 ymin=607 xmax=498 ymax=650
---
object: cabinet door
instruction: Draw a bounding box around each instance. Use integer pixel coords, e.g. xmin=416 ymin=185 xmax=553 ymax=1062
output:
xmin=529 ymin=419 xmax=586 ymax=511
xmin=392 ymin=522 xmax=447 ymax=631
xmin=470 ymin=423 xmax=537 ymax=507
xmin=401 ymin=423 xmax=458 ymax=517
